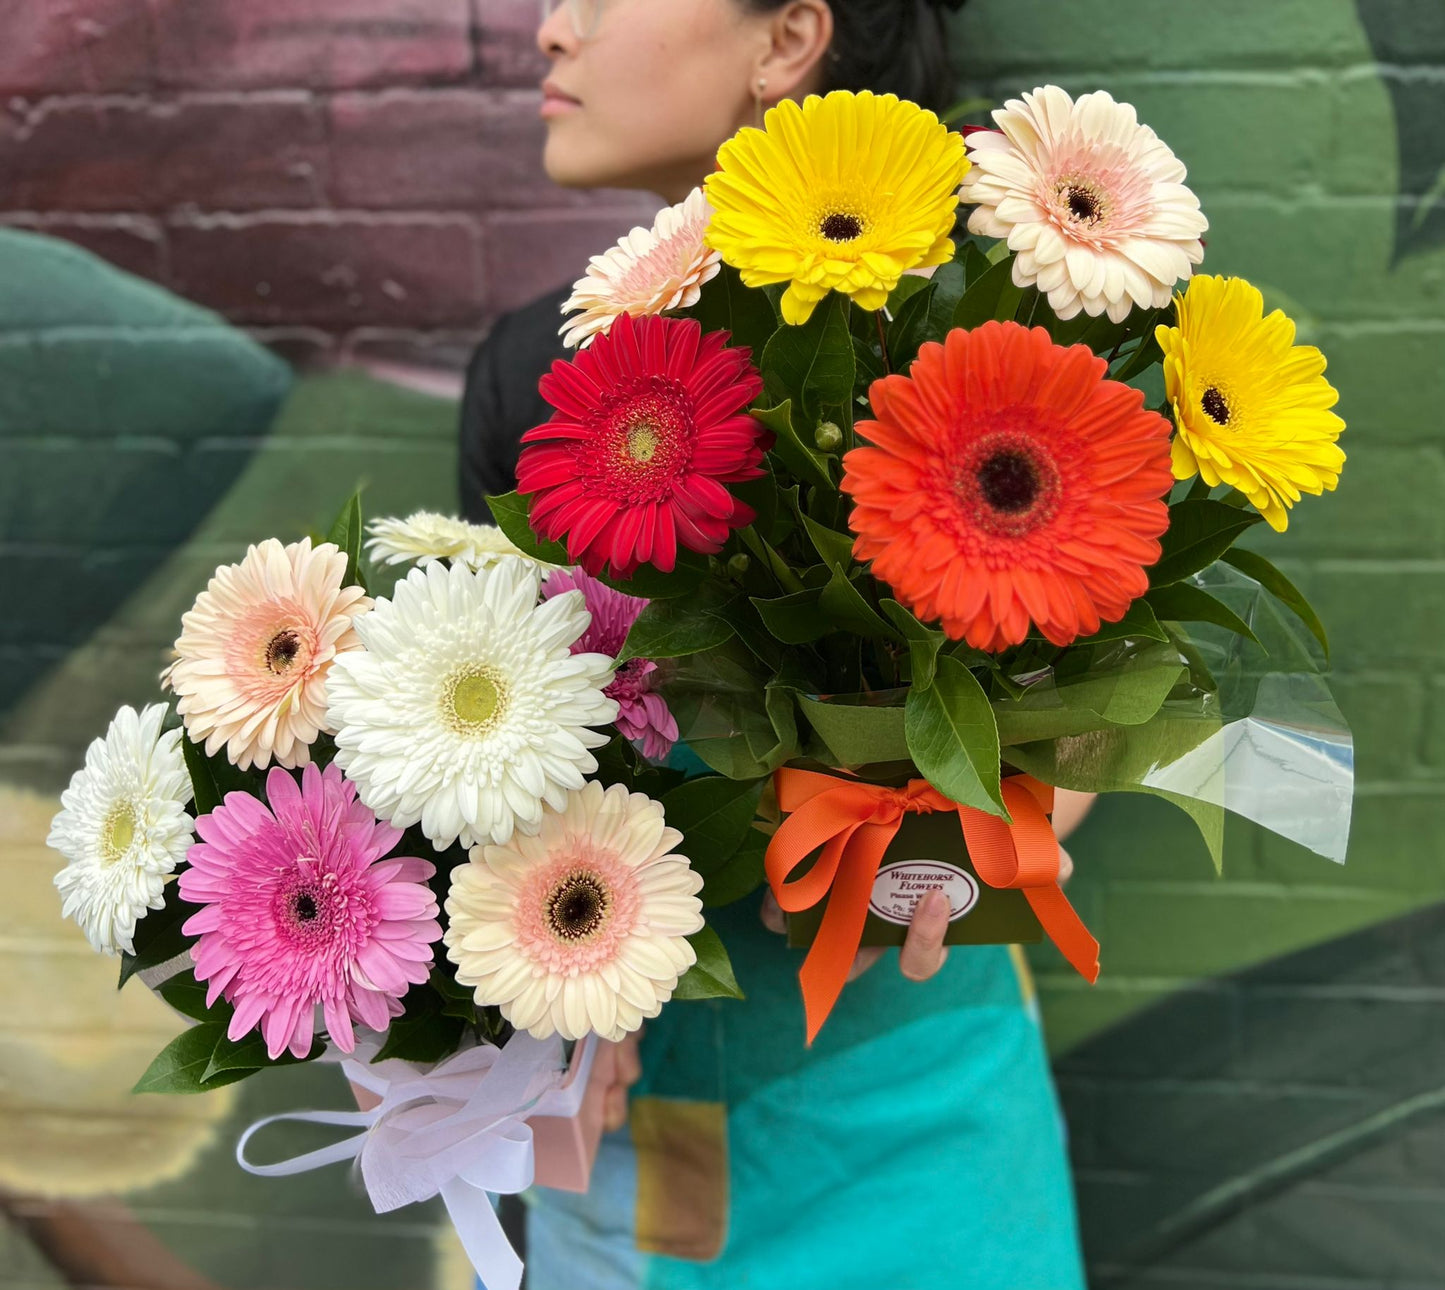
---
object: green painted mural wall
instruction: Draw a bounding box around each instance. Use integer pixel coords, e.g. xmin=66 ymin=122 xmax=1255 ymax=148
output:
xmin=1 ymin=0 xmax=1442 ymax=1286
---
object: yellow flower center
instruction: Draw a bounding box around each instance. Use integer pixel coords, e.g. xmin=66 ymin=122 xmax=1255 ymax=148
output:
xmin=444 ymin=667 xmax=508 ymax=734
xmin=626 ymin=422 xmax=659 ymax=463
xmin=819 ymin=211 xmax=865 ymax=242
xmin=545 ymin=870 xmax=612 ymax=941
xmin=101 ymin=801 xmax=138 ymax=865
xmin=1201 ymin=386 xmax=1232 ymax=426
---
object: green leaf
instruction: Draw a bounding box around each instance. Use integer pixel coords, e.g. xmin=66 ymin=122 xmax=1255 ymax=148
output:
xmin=672 ymin=925 xmax=744 ymax=1001
xmin=904 ymin=654 xmax=1006 ymax=816
xmin=754 ymin=400 xmax=834 ymax=493
xmin=373 ymin=989 xmax=467 ymax=1065
xmin=818 ymin=568 xmax=901 ymax=639
xmin=1222 ymin=547 xmax=1330 ymax=660
xmin=953 ymin=254 xmax=1019 ymax=331
xmin=203 ymin=1029 xmax=322 ymax=1084
xmin=618 ymin=595 xmax=736 ymax=664
xmin=1147 ymin=582 xmax=1263 ymax=646
xmin=700 ymin=831 xmax=768 ymax=908
xmin=1056 ymin=642 xmax=1187 ymax=726
xmin=179 ymin=730 xmax=259 ymax=818
xmin=761 ymin=293 xmax=856 ymax=420
xmin=430 ymin=966 xmax=480 ymax=1024
xmin=1150 ymin=499 xmax=1264 ymax=587
xmin=1064 ymin=598 xmax=1170 ymax=648
xmin=661 ymin=776 xmax=765 ymax=874
xmin=886 ymin=281 xmax=938 ymax=370
xmin=485 ymin=489 xmax=572 ymax=566
xmin=325 ymin=488 xmax=367 ymax=592
xmin=885 ymin=275 xmax=933 ymax=311
xmin=751 ymin=588 xmax=829 ymax=644
xmin=157 ymin=971 xmax=232 ymax=1024
xmin=134 ymin=1023 xmax=230 ymax=1094
xmin=881 ymin=599 xmax=945 ymax=688
xmin=120 ymin=879 xmax=202 ymax=989
xmin=926 ymin=259 xmax=968 ymax=338
xmin=796 ymin=695 xmax=910 ymax=766
xmin=799 ymin=512 xmax=855 ymax=571
xmin=598 ymin=549 xmax=710 ymax=600
xmin=685 ymin=262 xmax=779 ymax=354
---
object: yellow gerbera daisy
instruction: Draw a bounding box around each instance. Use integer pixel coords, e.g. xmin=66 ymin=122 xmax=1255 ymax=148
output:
xmin=704 ymin=90 xmax=969 ymax=326
xmin=1157 ymin=275 xmax=1345 ymax=532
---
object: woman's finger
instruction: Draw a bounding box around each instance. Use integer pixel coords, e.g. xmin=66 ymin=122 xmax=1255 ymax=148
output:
xmin=603 ymin=1084 xmax=629 ymax=1133
xmin=759 ymin=887 xmax=787 ymax=935
xmin=847 ymin=946 xmax=886 ymax=982
xmin=1057 ymin=843 xmax=1074 ymax=886
xmin=898 ymin=887 xmax=951 ymax=982
xmin=615 ymin=1029 xmax=644 ymax=1088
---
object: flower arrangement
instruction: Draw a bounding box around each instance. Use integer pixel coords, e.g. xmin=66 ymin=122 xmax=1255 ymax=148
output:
xmin=48 ymin=86 xmax=1351 ymax=1290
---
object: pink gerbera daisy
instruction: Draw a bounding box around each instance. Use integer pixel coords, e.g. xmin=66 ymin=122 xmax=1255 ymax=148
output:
xmin=163 ymin=538 xmax=371 ymax=771
xmin=180 ymin=762 xmax=440 ymax=1060
xmin=516 ymin=312 xmax=769 ymax=579
xmin=542 ymin=568 xmax=679 ymax=760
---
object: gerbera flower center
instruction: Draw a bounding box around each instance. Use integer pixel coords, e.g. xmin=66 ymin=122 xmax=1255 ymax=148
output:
xmin=293 ymin=891 xmax=319 ymax=921
xmin=545 ymin=870 xmax=612 ymax=941
xmin=1201 ymin=386 xmax=1232 ymax=426
xmin=266 ymin=629 xmax=303 ymax=673
xmin=100 ymin=800 xmax=138 ymax=865
xmin=1064 ymin=184 xmax=1103 ymax=224
xmin=819 ymin=211 xmax=864 ymax=242
xmin=954 ymin=431 xmax=1063 ymax=539
xmin=587 ymin=378 xmax=695 ymax=502
xmin=444 ymin=666 xmax=508 ymax=734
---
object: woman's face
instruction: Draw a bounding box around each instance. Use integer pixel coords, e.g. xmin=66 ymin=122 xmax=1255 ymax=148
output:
xmin=537 ymin=0 xmax=771 ymax=199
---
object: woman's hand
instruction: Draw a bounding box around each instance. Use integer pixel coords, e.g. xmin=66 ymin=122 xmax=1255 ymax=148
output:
xmin=758 ymin=841 xmax=1075 ymax=985
xmin=601 ymin=1029 xmax=644 ymax=1133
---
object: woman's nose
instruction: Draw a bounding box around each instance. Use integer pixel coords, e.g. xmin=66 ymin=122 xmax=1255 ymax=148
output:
xmin=536 ymin=4 xmax=578 ymax=59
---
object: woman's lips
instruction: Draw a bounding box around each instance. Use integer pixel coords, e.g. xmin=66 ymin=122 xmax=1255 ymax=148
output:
xmin=541 ymin=83 xmax=582 ymax=119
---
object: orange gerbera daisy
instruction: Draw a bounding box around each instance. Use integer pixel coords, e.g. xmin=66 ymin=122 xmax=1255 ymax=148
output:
xmin=842 ymin=322 xmax=1174 ymax=651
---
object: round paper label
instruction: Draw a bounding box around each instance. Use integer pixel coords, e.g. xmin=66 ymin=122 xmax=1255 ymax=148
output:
xmin=868 ymin=859 xmax=980 ymax=926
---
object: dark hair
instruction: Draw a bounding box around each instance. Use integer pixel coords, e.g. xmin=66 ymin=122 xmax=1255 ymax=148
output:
xmin=741 ymin=0 xmax=964 ymax=115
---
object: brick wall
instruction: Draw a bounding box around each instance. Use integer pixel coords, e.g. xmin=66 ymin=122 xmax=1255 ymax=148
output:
xmin=0 ymin=0 xmax=657 ymax=371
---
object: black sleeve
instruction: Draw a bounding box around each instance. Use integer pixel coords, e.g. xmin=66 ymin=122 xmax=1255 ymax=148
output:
xmin=458 ymin=285 xmax=572 ymax=524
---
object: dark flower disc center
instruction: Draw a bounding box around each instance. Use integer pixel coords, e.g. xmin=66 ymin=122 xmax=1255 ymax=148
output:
xmin=977 ymin=450 xmax=1042 ymax=514
xmin=820 ymin=212 xmax=864 ymax=242
xmin=267 ymin=629 xmax=302 ymax=673
xmin=293 ymin=891 xmax=319 ymax=922
xmin=1201 ymin=386 xmax=1232 ymax=425
xmin=1066 ymin=186 xmax=1102 ymax=223
xmin=548 ymin=873 xmax=611 ymax=941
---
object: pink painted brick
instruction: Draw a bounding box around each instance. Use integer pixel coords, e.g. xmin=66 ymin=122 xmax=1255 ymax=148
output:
xmin=329 ymin=88 xmax=594 ymax=211
xmin=166 ymin=213 xmax=485 ymax=327
xmin=152 ymin=0 xmax=472 ymax=90
xmin=0 ymin=0 xmax=154 ymax=96
xmin=0 ymin=214 xmax=165 ymax=281
xmin=482 ymin=205 xmax=660 ymax=315
xmin=475 ymin=0 xmax=547 ymax=87
xmin=0 ymin=94 xmax=326 ymax=213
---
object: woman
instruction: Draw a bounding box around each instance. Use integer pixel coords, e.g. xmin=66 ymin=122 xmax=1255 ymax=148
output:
xmin=460 ymin=3 xmax=1090 ymax=1286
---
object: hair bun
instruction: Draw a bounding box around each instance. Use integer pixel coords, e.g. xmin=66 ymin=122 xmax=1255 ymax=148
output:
xmin=927 ymin=0 xmax=969 ymax=10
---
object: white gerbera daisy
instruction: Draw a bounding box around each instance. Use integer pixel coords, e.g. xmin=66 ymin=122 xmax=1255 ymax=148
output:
xmin=326 ymin=559 xmax=618 ymax=850
xmin=365 ymin=511 xmax=549 ymax=573
xmin=559 ymin=187 xmax=722 ymax=349
xmin=48 ymin=704 xmax=194 ymax=955
xmin=961 ymin=86 xmax=1208 ymax=323
xmin=445 ymin=781 xmax=704 ymax=1042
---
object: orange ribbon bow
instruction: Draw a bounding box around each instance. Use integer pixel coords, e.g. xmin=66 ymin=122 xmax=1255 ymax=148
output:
xmin=765 ymin=768 xmax=1100 ymax=1044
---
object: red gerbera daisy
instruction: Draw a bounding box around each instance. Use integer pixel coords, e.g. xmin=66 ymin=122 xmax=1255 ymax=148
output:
xmin=842 ymin=321 xmax=1173 ymax=651
xmin=517 ymin=312 xmax=768 ymax=579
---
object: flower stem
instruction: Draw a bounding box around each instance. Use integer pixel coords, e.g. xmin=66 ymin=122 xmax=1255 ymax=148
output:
xmin=875 ymin=310 xmax=891 ymax=375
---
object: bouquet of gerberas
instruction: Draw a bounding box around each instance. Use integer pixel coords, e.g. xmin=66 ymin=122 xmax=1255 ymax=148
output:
xmin=483 ymin=86 xmax=1353 ymax=1042
xmin=46 ymin=85 xmax=1353 ymax=1289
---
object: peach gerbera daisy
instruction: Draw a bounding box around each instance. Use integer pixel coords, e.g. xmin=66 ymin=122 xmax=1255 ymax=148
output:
xmin=961 ymin=86 xmax=1207 ymax=323
xmin=163 ymin=538 xmax=370 ymax=770
xmin=444 ymin=781 xmax=704 ymax=1042
xmin=842 ymin=322 xmax=1174 ymax=651
xmin=559 ymin=187 xmax=721 ymax=349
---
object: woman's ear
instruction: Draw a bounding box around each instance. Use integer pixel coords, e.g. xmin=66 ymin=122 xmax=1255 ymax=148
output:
xmin=754 ymin=0 xmax=834 ymax=103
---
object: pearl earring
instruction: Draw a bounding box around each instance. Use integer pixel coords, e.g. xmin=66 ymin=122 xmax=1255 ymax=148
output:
xmin=754 ymin=76 xmax=768 ymax=127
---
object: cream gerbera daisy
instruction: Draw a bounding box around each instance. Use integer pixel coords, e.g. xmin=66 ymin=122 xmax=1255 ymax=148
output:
xmin=445 ymin=781 xmax=704 ymax=1042
xmin=560 ymin=187 xmax=721 ymax=349
xmin=365 ymin=511 xmax=547 ymax=572
xmin=48 ymin=704 xmax=194 ymax=955
xmin=163 ymin=538 xmax=370 ymax=771
xmin=325 ymin=559 xmax=618 ymax=850
xmin=962 ymin=86 xmax=1207 ymax=323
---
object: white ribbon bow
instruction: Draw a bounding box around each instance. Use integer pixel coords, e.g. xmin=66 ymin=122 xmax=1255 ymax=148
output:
xmin=237 ymin=1031 xmax=597 ymax=1290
